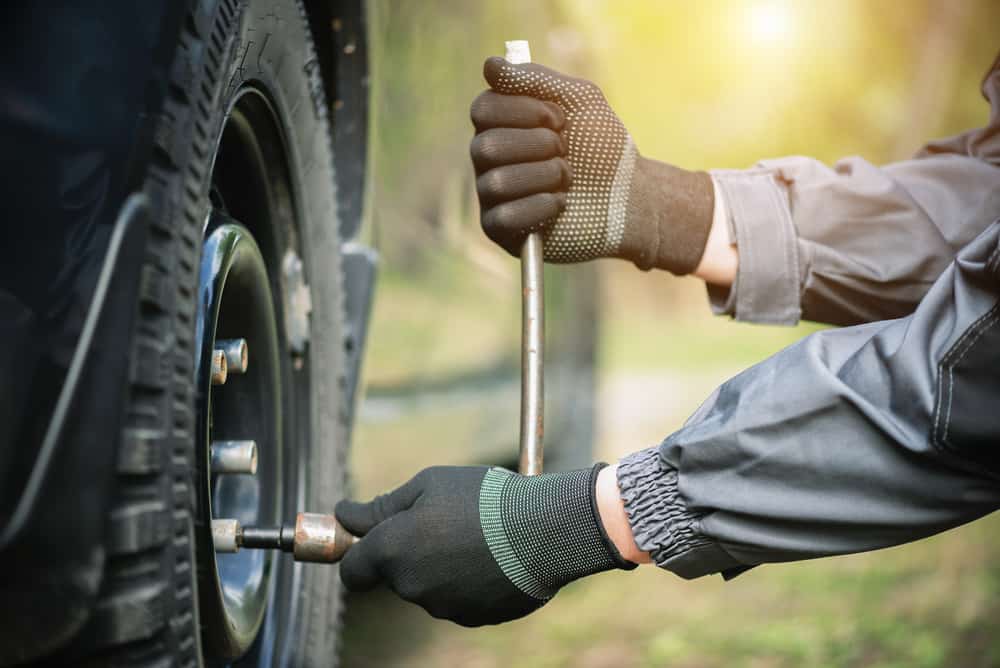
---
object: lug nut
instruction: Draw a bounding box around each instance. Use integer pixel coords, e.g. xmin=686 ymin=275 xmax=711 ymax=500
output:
xmin=211 ymin=349 xmax=228 ymax=385
xmin=216 ymin=338 xmax=248 ymax=374
xmin=211 ymin=440 xmax=258 ymax=475
xmin=212 ymin=518 xmax=241 ymax=553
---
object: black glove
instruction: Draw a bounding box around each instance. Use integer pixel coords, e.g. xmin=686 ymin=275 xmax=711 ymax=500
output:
xmin=335 ymin=464 xmax=636 ymax=627
xmin=470 ymin=57 xmax=714 ymax=274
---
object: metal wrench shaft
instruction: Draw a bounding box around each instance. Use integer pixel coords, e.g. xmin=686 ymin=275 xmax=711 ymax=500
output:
xmin=506 ymin=40 xmax=544 ymax=477
xmin=519 ymin=232 xmax=544 ymax=475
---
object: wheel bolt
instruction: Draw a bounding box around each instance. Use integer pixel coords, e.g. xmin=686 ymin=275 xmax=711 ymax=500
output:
xmin=211 ymin=349 xmax=228 ymax=385
xmin=216 ymin=338 xmax=248 ymax=374
xmin=211 ymin=440 xmax=258 ymax=475
xmin=212 ymin=518 xmax=241 ymax=553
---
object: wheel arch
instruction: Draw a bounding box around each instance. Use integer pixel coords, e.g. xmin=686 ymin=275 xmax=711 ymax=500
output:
xmin=304 ymin=0 xmax=370 ymax=242
xmin=303 ymin=0 xmax=377 ymax=435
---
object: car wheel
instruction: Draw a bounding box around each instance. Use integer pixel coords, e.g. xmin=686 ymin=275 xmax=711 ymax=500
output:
xmin=66 ymin=1 xmax=351 ymax=664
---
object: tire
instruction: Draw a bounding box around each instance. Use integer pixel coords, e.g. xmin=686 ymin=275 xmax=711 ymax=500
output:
xmin=66 ymin=1 xmax=348 ymax=665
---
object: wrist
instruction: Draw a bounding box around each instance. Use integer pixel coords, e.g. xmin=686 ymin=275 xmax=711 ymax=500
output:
xmin=692 ymin=176 xmax=738 ymax=287
xmin=596 ymin=464 xmax=651 ymax=564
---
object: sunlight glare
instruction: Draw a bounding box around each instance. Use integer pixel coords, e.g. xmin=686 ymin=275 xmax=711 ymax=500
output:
xmin=748 ymin=1 xmax=793 ymax=44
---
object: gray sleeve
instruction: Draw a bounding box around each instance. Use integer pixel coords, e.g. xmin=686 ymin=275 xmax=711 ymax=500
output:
xmin=709 ymin=154 xmax=1000 ymax=327
xmin=619 ymin=221 xmax=1000 ymax=579
xmin=707 ymin=62 xmax=1000 ymax=327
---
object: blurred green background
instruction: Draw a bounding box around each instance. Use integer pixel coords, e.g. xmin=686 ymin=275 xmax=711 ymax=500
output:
xmin=342 ymin=1 xmax=1000 ymax=666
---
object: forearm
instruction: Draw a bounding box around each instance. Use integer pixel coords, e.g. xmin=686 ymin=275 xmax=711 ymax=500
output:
xmin=699 ymin=58 xmax=999 ymax=327
xmin=705 ymin=154 xmax=1000 ymax=326
xmin=612 ymin=222 xmax=1000 ymax=577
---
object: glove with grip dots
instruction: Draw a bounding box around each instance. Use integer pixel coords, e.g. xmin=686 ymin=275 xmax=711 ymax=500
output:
xmin=471 ymin=57 xmax=714 ymax=274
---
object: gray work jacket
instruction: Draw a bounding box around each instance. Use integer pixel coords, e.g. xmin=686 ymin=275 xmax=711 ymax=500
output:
xmin=617 ymin=55 xmax=1000 ymax=578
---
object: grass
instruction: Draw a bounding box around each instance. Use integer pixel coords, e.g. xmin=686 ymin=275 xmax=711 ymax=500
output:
xmin=342 ymin=515 xmax=1000 ymax=667
xmin=362 ymin=251 xmax=521 ymax=390
xmin=596 ymin=263 xmax=827 ymax=375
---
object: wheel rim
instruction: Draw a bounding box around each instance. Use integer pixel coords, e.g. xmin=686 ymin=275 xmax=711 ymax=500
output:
xmin=195 ymin=86 xmax=312 ymax=663
xmin=196 ymin=219 xmax=282 ymax=659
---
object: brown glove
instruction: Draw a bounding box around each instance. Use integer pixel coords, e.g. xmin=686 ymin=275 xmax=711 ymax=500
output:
xmin=470 ymin=57 xmax=714 ymax=274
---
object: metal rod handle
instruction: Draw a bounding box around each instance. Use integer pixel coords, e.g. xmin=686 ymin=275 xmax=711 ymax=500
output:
xmin=506 ymin=39 xmax=544 ymax=477
xmin=519 ymin=232 xmax=544 ymax=476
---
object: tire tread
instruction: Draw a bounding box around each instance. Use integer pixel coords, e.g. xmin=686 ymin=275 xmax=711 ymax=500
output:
xmin=74 ymin=0 xmax=239 ymax=663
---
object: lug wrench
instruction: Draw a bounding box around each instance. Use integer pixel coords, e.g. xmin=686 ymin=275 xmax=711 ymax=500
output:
xmin=214 ymin=40 xmax=544 ymax=564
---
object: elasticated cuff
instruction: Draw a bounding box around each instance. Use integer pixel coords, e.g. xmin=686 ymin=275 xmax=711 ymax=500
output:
xmin=480 ymin=465 xmax=628 ymax=601
xmin=708 ymin=169 xmax=802 ymax=325
xmin=616 ymin=447 xmax=744 ymax=579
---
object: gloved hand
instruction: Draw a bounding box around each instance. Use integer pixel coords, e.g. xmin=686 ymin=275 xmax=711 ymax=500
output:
xmin=334 ymin=464 xmax=636 ymax=627
xmin=470 ymin=57 xmax=714 ymax=274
